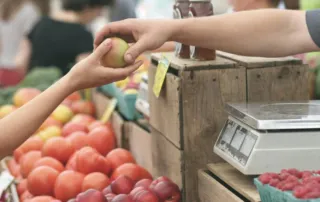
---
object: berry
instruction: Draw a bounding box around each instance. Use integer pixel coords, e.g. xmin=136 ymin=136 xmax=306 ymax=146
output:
xmin=259 ymin=174 xmax=272 ymax=184
xmin=269 ymin=179 xmax=280 ymax=187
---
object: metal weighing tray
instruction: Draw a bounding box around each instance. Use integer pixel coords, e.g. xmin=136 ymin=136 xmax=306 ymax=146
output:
xmin=225 ymin=101 xmax=320 ymax=130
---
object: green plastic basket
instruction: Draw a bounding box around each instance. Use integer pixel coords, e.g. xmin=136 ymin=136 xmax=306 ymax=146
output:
xmin=254 ymin=179 xmax=312 ymax=202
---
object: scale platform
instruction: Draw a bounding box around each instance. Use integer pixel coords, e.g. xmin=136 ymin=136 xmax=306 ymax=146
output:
xmin=214 ymin=101 xmax=320 ymax=175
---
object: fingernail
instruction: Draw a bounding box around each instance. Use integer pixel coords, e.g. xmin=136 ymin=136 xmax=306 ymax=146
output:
xmin=125 ymin=53 xmax=133 ymax=63
xmin=104 ymin=39 xmax=111 ymax=46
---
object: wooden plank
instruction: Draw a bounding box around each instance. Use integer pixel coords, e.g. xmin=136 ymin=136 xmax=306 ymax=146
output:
xmin=92 ymin=89 xmax=111 ymax=120
xmin=150 ymin=127 xmax=183 ymax=189
xmin=207 ymin=163 xmax=260 ymax=202
xmin=198 ymin=170 xmax=243 ymax=202
xmin=111 ymin=111 xmax=124 ymax=148
xmin=247 ymin=64 xmax=309 ymax=102
xmin=217 ymin=51 xmax=302 ymax=68
xmin=125 ymin=122 xmax=153 ymax=175
xmin=181 ymin=67 xmax=247 ymax=202
xmin=151 ymin=52 xmax=236 ymax=71
xmin=148 ymin=64 xmax=182 ymax=149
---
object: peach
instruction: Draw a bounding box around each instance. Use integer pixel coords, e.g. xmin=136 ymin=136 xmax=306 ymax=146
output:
xmin=52 ymin=105 xmax=74 ymax=124
xmin=71 ymin=101 xmax=95 ymax=116
xmin=100 ymin=38 xmax=129 ymax=68
xmin=13 ymin=88 xmax=41 ymax=107
xmin=134 ymin=179 xmax=152 ymax=189
xmin=0 ymin=105 xmax=16 ymax=119
xmin=62 ymin=122 xmax=88 ymax=137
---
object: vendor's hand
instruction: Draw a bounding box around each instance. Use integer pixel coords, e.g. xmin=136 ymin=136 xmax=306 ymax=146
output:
xmin=94 ymin=19 xmax=175 ymax=64
xmin=66 ymin=39 xmax=142 ymax=91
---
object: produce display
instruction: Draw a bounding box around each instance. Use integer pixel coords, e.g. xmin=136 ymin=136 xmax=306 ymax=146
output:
xmin=255 ymin=169 xmax=320 ymax=201
xmin=0 ymin=88 xmax=181 ymax=202
xmin=0 ymin=67 xmax=62 ymax=106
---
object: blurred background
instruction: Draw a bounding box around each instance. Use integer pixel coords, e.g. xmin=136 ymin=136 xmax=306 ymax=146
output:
xmin=1 ymin=0 xmax=320 ymax=99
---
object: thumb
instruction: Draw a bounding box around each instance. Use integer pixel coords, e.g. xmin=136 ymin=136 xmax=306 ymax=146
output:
xmin=124 ymin=36 xmax=149 ymax=64
xmin=89 ymin=39 xmax=112 ymax=61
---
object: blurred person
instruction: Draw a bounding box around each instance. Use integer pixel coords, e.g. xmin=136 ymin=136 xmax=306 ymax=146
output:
xmin=229 ymin=0 xmax=281 ymax=11
xmin=0 ymin=38 xmax=143 ymax=159
xmin=16 ymin=0 xmax=110 ymax=76
xmin=110 ymin=0 xmax=137 ymax=22
xmin=0 ymin=0 xmax=41 ymax=87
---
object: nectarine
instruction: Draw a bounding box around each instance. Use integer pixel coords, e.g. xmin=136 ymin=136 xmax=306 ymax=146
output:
xmin=100 ymin=38 xmax=129 ymax=68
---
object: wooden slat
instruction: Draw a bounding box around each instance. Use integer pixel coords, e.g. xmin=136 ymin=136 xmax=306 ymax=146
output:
xmin=125 ymin=122 xmax=153 ymax=175
xmin=150 ymin=127 xmax=183 ymax=189
xmin=151 ymin=52 xmax=236 ymax=71
xmin=181 ymin=67 xmax=247 ymax=202
xmin=247 ymin=65 xmax=309 ymax=102
xmin=207 ymin=163 xmax=260 ymax=202
xmin=198 ymin=170 xmax=243 ymax=202
xmin=218 ymin=51 xmax=302 ymax=68
xmin=149 ymin=64 xmax=182 ymax=149
xmin=111 ymin=111 xmax=124 ymax=148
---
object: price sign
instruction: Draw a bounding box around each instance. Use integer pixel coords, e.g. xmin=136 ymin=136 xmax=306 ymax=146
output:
xmin=100 ymin=98 xmax=118 ymax=123
xmin=240 ymin=134 xmax=257 ymax=157
xmin=231 ymin=128 xmax=246 ymax=150
xmin=153 ymin=55 xmax=170 ymax=98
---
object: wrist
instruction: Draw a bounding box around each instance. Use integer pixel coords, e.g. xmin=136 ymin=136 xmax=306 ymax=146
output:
xmin=169 ymin=18 xmax=190 ymax=42
xmin=58 ymin=74 xmax=77 ymax=96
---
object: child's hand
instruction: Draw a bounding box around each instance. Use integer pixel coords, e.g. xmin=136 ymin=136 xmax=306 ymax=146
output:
xmin=66 ymin=39 xmax=143 ymax=91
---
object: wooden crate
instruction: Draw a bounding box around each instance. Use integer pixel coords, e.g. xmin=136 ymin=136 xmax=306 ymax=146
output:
xmin=198 ymin=163 xmax=260 ymax=202
xmin=123 ymin=122 xmax=153 ymax=175
xmin=148 ymin=52 xmax=308 ymax=202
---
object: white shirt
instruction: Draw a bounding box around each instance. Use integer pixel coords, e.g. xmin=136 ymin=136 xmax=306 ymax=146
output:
xmin=0 ymin=2 xmax=40 ymax=68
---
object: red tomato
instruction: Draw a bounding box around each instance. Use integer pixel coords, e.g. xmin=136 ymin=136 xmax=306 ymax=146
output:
xmin=88 ymin=126 xmax=115 ymax=156
xmin=106 ymin=148 xmax=136 ymax=172
xmin=82 ymin=172 xmax=110 ymax=192
xmin=33 ymin=157 xmax=64 ymax=173
xmin=66 ymin=131 xmax=89 ymax=150
xmin=54 ymin=171 xmax=84 ymax=202
xmin=42 ymin=137 xmax=75 ymax=164
xmin=20 ymin=151 xmax=42 ymax=178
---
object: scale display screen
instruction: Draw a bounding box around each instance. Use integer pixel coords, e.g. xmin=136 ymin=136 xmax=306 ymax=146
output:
xmin=216 ymin=119 xmax=258 ymax=166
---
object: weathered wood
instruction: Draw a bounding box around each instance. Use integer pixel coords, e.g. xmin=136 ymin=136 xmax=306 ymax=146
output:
xmin=247 ymin=64 xmax=309 ymax=102
xmin=151 ymin=52 xmax=236 ymax=71
xmin=198 ymin=170 xmax=244 ymax=202
xmin=217 ymin=51 xmax=302 ymax=68
xmin=92 ymin=89 xmax=110 ymax=119
xmin=111 ymin=111 xmax=125 ymax=148
xmin=149 ymin=64 xmax=182 ymax=149
xmin=208 ymin=163 xmax=260 ymax=202
xmin=125 ymin=122 xmax=153 ymax=175
xmin=150 ymin=127 xmax=183 ymax=189
xmin=181 ymin=68 xmax=247 ymax=202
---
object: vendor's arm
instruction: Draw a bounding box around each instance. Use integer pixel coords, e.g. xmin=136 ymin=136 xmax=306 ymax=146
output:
xmin=95 ymin=9 xmax=320 ymax=63
xmin=0 ymin=39 xmax=142 ymax=159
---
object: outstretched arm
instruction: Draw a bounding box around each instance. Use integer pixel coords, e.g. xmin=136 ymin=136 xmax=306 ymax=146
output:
xmin=0 ymin=39 xmax=142 ymax=159
xmin=95 ymin=9 xmax=320 ymax=63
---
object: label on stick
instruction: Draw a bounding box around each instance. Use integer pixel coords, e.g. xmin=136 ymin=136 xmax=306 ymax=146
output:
xmin=153 ymin=55 xmax=170 ymax=98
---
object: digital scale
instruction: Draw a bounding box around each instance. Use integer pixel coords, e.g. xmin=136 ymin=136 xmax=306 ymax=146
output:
xmin=214 ymin=102 xmax=320 ymax=175
xmin=135 ymin=73 xmax=149 ymax=118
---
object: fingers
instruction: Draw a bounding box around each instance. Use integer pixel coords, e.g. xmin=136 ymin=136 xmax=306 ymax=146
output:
xmin=89 ymin=39 xmax=112 ymax=61
xmin=103 ymin=60 xmax=143 ymax=81
xmin=124 ymin=36 xmax=150 ymax=64
xmin=94 ymin=20 xmax=134 ymax=49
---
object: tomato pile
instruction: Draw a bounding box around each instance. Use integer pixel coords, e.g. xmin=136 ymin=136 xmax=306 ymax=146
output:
xmin=1 ymin=90 xmax=181 ymax=202
xmin=259 ymin=169 xmax=320 ymax=200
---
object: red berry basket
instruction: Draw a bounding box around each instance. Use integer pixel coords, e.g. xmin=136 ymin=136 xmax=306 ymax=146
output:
xmin=254 ymin=169 xmax=320 ymax=202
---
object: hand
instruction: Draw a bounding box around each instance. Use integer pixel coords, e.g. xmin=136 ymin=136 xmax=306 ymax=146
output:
xmin=66 ymin=39 xmax=142 ymax=91
xmin=94 ymin=19 xmax=175 ymax=64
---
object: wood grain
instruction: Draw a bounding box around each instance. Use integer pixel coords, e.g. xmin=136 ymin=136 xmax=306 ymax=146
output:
xmin=208 ymin=163 xmax=260 ymax=202
xmin=151 ymin=52 xmax=236 ymax=71
xmin=150 ymin=127 xmax=183 ymax=189
xmin=198 ymin=170 xmax=244 ymax=202
xmin=125 ymin=122 xmax=153 ymax=175
xmin=247 ymin=65 xmax=309 ymax=102
xmin=149 ymin=64 xmax=182 ymax=149
xmin=217 ymin=51 xmax=302 ymax=68
xmin=181 ymin=68 xmax=247 ymax=202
